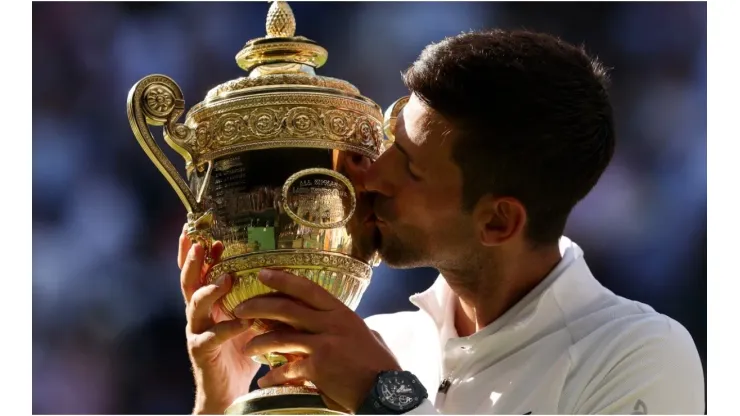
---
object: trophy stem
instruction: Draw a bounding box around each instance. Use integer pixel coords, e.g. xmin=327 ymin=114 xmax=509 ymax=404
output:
xmin=231 ymin=320 xmax=339 ymax=414
xmin=248 ymin=319 xmax=293 ymax=367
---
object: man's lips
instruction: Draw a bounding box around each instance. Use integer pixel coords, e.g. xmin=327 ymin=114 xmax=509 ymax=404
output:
xmin=374 ymin=215 xmax=388 ymax=226
xmin=362 ymin=212 xmax=387 ymax=227
xmin=363 ymin=212 xmax=378 ymax=225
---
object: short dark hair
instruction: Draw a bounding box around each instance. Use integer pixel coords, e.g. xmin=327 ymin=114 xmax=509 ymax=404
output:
xmin=403 ymin=29 xmax=615 ymax=246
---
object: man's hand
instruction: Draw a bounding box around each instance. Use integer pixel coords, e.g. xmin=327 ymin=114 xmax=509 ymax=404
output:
xmin=178 ymin=227 xmax=262 ymax=414
xmin=233 ymin=269 xmax=402 ymax=413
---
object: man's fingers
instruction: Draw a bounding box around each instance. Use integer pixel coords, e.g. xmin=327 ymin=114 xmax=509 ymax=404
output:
xmin=233 ymin=296 xmax=323 ymax=333
xmin=188 ymin=273 xmax=233 ymax=334
xmin=257 ymin=358 xmax=313 ymax=389
xmin=201 ymin=241 xmax=225 ymax=279
xmin=178 ymin=223 xmax=190 ymax=270
xmin=181 ymin=243 xmax=205 ymax=303
xmin=189 ymin=318 xmax=254 ymax=357
xmin=242 ymin=328 xmax=318 ymax=357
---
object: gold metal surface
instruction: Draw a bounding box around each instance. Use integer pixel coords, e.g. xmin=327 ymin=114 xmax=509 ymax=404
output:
xmin=265 ymin=1 xmax=296 ymax=38
xmin=281 ymin=168 xmax=357 ymax=230
xmin=382 ymin=95 xmax=410 ymax=146
xmin=205 ymin=75 xmax=360 ymax=101
xmin=125 ymin=1 xmax=386 ymax=414
xmin=226 ymin=386 xmax=344 ymax=415
xmin=211 ymin=250 xmax=371 ymax=315
xmin=184 ymin=91 xmax=383 ymax=163
xmin=127 ymin=75 xmax=197 ymax=212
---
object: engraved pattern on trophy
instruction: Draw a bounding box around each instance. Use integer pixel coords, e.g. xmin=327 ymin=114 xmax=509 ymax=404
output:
xmin=144 ymin=85 xmax=176 ymax=117
xmin=265 ymin=0 xmax=296 ymax=38
xmin=241 ymin=42 xmax=327 ymax=63
xmin=211 ymin=250 xmax=371 ymax=316
xmin=281 ymin=167 xmax=356 ymax=229
xmin=226 ymin=385 xmax=348 ymax=415
xmin=184 ymin=94 xmax=384 ymax=162
xmin=205 ymin=75 xmax=360 ymax=100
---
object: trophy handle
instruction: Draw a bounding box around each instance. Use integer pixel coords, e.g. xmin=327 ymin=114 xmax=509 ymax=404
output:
xmin=382 ymin=95 xmax=410 ymax=150
xmin=126 ymin=74 xmax=199 ymax=214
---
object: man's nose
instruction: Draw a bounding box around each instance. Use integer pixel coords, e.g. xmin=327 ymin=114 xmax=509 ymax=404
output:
xmin=362 ymin=152 xmax=393 ymax=196
xmin=340 ymin=152 xmax=372 ymax=193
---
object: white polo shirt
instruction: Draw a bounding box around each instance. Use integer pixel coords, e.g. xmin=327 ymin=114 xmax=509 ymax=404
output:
xmin=365 ymin=237 xmax=705 ymax=414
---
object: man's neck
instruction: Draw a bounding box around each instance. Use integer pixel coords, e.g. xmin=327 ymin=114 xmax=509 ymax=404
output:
xmin=443 ymin=245 xmax=562 ymax=337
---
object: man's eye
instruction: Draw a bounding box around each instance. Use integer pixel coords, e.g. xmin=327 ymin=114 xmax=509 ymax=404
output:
xmin=407 ymin=165 xmax=421 ymax=180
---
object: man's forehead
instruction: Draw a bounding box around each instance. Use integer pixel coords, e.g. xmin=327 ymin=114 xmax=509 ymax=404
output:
xmin=397 ymin=94 xmax=447 ymax=147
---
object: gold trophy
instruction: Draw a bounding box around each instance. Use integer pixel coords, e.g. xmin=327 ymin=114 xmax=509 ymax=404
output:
xmin=126 ymin=1 xmax=397 ymax=414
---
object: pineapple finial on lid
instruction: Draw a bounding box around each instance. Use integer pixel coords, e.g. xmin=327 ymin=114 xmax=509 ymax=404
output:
xmin=265 ymin=1 xmax=296 ymax=38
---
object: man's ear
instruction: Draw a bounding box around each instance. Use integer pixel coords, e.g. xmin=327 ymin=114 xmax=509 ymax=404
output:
xmin=473 ymin=195 xmax=527 ymax=246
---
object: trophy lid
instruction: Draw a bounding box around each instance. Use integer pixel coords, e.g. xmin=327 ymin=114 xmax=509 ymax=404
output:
xmin=182 ymin=1 xmax=385 ymax=166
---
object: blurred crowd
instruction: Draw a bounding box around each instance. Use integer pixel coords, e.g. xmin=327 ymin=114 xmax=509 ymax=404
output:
xmin=32 ymin=2 xmax=706 ymax=413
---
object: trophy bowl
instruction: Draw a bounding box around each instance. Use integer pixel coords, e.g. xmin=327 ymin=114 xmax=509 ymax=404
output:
xmin=126 ymin=2 xmax=390 ymax=414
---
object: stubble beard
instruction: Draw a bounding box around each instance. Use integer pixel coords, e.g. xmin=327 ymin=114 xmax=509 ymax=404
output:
xmin=376 ymin=224 xmax=433 ymax=269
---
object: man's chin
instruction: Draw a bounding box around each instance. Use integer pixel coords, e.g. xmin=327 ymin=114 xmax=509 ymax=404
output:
xmin=376 ymin=241 xmax=427 ymax=270
xmin=378 ymin=258 xmax=421 ymax=270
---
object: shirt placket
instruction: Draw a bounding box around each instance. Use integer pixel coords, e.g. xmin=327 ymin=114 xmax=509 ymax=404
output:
xmin=435 ymin=340 xmax=476 ymax=411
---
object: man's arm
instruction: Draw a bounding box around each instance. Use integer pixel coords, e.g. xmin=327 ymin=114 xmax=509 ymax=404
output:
xmin=572 ymin=318 xmax=705 ymax=414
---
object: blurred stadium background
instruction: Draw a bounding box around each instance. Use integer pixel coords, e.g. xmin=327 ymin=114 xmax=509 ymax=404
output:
xmin=32 ymin=1 xmax=706 ymax=413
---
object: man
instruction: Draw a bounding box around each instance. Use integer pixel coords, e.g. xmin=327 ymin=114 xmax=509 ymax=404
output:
xmin=177 ymin=30 xmax=705 ymax=414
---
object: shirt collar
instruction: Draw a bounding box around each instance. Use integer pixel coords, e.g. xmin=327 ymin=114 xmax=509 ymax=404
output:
xmin=409 ymin=236 xmax=586 ymax=345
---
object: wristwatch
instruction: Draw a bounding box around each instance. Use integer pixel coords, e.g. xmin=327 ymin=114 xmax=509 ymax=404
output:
xmin=356 ymin=370 xmax=428 ymax=415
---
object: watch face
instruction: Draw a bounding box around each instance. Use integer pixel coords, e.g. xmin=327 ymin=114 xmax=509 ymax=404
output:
xmin=377 ymin=371 xmax=422 ymax=412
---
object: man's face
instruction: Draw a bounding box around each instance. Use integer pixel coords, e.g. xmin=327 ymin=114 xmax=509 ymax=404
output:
xmin=334 ymin=150 xmax=379 ymax=264
xmin=363 ymin=94 xmax=476 ymax=269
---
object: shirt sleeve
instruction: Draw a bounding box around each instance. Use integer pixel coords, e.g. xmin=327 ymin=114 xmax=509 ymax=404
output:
xmin=572 ymin=318 xmax=705 ymax=415
xmin=403 ymin=399 xmax=439 ymax=415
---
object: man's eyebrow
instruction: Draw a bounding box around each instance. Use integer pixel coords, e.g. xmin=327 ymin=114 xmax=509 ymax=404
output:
xmin=393 ymin=140 xmax=414 ymax=162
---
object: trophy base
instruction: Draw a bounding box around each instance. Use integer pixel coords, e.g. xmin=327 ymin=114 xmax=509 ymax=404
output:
xmin=225 ymin=385 xmax=347 ymax=415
